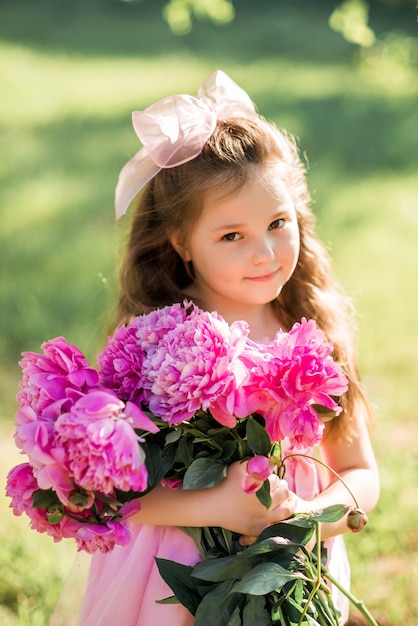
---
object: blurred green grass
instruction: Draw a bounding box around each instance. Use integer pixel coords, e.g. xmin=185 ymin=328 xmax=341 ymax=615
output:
xmin=1 ymin=0 xmax=417 ymax=624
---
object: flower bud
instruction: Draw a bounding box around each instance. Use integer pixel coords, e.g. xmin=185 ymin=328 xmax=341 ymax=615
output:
xmin=347 ymin=507 xmax=368 ymax=533
xmin=241 ymin=456 xmax=273 ymax=494
xmin=46 ymin=503 xmax=64 ymax=525
xmin=67 ymin=489 xmax=94 ymax=512
xmin=247 ymin=455 xmax=273 ymax=481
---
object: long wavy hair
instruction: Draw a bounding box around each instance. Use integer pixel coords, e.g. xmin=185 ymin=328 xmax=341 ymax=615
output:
xmin=116 ymin=116 xmax=370 ymax=437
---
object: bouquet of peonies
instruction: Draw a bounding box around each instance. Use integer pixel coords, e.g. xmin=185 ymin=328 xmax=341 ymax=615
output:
xmin=6 ymin=302 xmax=377 ymax=624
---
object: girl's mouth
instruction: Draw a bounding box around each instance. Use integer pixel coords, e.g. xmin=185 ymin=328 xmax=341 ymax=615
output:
xmin=246 ymin=270 xmax=279 ymax=282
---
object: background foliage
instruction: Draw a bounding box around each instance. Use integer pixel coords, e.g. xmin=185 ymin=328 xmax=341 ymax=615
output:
xmin=0 ymin=0 xmax=417 ymax=624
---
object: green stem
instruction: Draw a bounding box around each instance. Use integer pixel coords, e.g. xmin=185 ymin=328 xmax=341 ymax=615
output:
xmin=315 ymin=555 xmax=379 ymax=626
xmin=298 ymin=544 xmax=341 ymax=626
xmin=297 ymin=520 xmax=322 ymax=626
xmin=220 ymin=527 xmax=234 ymax=554
xmin=281 ymin=453 xmax=360 ymax=509
xmin=229 ymin=426 xmax=248 ymax=458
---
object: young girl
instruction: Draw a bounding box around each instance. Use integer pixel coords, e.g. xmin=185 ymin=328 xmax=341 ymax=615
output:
xmin=76 ymin=70 xmax=379 ymax=626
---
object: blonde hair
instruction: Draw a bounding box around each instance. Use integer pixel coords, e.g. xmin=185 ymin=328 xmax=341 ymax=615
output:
xmin=117 ymin=116 xmax=370 ymax=436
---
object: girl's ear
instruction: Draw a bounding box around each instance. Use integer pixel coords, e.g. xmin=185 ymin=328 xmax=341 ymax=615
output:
xmin=169 ymin=232 xmax=192 ymax=262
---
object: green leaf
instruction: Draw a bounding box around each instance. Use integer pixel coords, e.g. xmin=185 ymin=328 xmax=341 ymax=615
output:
xmin=281 ymin=595 xmax=305 ymax=624
xmin=144 ymin=441 xmax=176 ymax=491
xmin=165 ymin=429 xmax=182 ymax=444
xmin=246 ymin=416 xmax=271 ymax=456
xmin=307 ymin=504 xmax=350 ymax=524
xmin=94 ymin=492 xmax=123 ymax=506
xmin=312 ymin=403 xmax=339 ymax=421
xmin=201 ymin=526 xmax=235 ymax=554
xmin=220 ymin=439 xmax=238 ymax=461
xmin=180 ymin=526 xmax=203 ymax=552
xmin=192 ymin=552 xmax=251 ymax=582
xmin=256 ymin=520 xmax=314 ymax=547
xmin=156 ymin=595 xmax=180 ymax=605
xmin=231 ymin=562 xmax=301 ymax=595
xmin=175 ymin=434 xmax=193 ymax=467
xmin=32 ymin=489 xmax=59 ymax=509
xmin=183 ymin=458 xmax=227 ymax=490
xmin=194 ymin=580 xmax=241 ymax=626
xmin=228 ymin=605 xmax=243 ymax=626
xmin=242 ymin=595 xmax=271 ymax=626
xmin=293 ymin=578 xmax=304 ymax=605
xmin=237 ymin=537 xmax=294 ymax=561
xmin=155 ymin=558 xmax=201 ymax=615
xmin=255 ymin=479 xmax=272 ymax=509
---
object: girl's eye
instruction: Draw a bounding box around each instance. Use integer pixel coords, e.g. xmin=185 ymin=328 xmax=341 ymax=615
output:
xmin=222 ymin=232 xmax=241 ymax=242
xmin=269 ymin=218 xmax=285 ymax=230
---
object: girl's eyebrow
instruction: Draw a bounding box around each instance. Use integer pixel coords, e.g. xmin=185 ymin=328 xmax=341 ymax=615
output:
xmin=211 ymin=223 xmax=245 ymax=232
xmin=211 ymin=211 xmax=291 ymax=232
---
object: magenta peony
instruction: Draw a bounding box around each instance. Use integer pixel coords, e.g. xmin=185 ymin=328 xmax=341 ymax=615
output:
xmin=143 ymin=311 xmax=249 ymax=425
xmin=98 ymin=302 xmax=193 ymax=405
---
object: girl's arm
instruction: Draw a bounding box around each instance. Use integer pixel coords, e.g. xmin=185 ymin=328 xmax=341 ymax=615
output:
xmin=296 ymin=404 xmax=380 ymax=540
xmin=132 ymin=403 xmax=379 ymax=541
xmin=131 ymin=463 xmax=297 ymax=537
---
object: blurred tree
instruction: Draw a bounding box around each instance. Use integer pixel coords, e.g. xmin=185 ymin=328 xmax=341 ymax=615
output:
xmin=329 ymin=0 xmax=376 ymax=47
xmin=329 ymin=0 xmax=418 ymax=69
xmin=142 ymin=0 xmax=417 ymax=68
xmin=118 ymin=0 xmax=414 ymax=36
xmin=162 ymin=0 xmax=235 ymax=35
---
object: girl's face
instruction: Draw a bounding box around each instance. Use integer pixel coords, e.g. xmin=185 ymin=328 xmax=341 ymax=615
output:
xmin=175 ymin=164 xmax=300 ymax=319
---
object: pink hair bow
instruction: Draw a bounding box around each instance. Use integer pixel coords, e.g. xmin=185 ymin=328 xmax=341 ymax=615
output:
xmin=115 ymin=69 xmax=256 ymax=219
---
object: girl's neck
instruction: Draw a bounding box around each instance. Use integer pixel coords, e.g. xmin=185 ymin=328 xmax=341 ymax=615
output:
xmin=234 ymin=303 xmax=284 ymax=342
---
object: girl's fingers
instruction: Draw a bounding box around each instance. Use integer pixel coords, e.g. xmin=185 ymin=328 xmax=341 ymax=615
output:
xmin=238 ymin=534 xmax=257 ymax=546
xmin=269 ymin=476 xmax=291 ymax=502
xmin=239 ymin=493 xmax=298 ymax=546
xmin=271 ymin=493 xmax=298 ymax=520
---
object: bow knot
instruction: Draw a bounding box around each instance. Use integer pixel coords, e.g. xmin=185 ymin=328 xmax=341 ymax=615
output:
xmin=115 ymin=70 xmax=256 ymax=219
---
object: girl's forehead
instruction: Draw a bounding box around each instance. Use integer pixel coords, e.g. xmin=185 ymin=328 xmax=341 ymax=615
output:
xmin=199 ymin=171 xmax=294 ymax=226
xmin=255 ymin=161 xmax=291 ymax=190
xmin=202 ymin=161 xmax=291 ymax=207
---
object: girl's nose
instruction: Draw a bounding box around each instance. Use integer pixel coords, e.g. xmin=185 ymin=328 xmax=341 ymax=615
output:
xmin=252 ymin=235 xmax=276 ymax=263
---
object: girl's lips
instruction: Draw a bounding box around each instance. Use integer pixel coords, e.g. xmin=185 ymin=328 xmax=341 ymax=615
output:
xmin=246 ymin=270 xmax=279 ymax=282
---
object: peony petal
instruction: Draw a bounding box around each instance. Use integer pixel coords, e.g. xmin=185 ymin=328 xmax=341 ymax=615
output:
xmin=124 ymin=401 xmax=159 ymax=433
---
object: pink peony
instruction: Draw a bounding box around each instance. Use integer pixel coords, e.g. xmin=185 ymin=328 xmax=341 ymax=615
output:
xmin=6 ymin=463 xmax=38 ymax=516
xmin=73 ymin=520 xmax=132 ymax=554
xmin=55 ymin=390 xmax=158 ymax=495
xmin=63 ymin=500 xmax=141 ymax=553
xmin=14 ymin=404 xmax=53 ymax=454
xmin=13 ymin=406 xmax=74 ymax=502
xmin=238 ymin=319 xmax=348 ymax=447
xmin=17 ymin=337 xmax=99 ymax=420
xmin=143 ymin=311 xmax=249 ymax=425
xmin=97 ymin=302 xmax=194 ymax=406
xmin=277 ymin=404 xmax=326 ymax=448
xmin=5 ymin=463 xmax=68 ymax=541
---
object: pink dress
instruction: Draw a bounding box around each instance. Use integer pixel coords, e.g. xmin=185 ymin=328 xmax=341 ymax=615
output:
xmin=75 ymin=449 xmax=350 ymax=626
xmin=77 ymin=525 xmax=199 ymax=626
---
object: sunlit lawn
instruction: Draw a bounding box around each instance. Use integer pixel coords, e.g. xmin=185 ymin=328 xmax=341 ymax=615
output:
xmin=1 ymin=0 xmax=417 ymax=624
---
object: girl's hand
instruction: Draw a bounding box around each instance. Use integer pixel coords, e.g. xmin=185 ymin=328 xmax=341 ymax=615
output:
xmin=210 ymin=461 xmax=297 ymax=537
